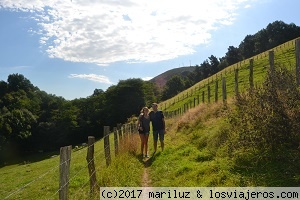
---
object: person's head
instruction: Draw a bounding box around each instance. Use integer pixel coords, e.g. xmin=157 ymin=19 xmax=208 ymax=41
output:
xmin=141 ymin=106 xmax=149 ymax=114
xmin=152 ymin=103 xmax=158 ymax=111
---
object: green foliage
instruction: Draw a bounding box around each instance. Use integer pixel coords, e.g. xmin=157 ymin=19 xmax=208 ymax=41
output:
xmin=0 ymin=75 xmax=158 ymax=163
xmin=227 ymin=66 xmax=300 ymax=183
xmin=161 ymin=75 xmax=186 ymax=100
xmin=104 ymin=78 xmax=156 ymax=127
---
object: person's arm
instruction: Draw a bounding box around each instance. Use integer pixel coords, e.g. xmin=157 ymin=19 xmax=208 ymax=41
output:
xmin=137 ymin=115 xmax=140 ymax=127
xmin=137 ymin=115 xmax=144 ymax=131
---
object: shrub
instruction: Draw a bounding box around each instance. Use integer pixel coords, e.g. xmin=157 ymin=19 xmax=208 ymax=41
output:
xmin=228 ymin=66 xmax=300 ymax=164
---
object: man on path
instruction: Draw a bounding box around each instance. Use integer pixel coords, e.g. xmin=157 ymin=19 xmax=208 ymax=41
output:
xmin=149 ymin=103 xmax=166 ymax=153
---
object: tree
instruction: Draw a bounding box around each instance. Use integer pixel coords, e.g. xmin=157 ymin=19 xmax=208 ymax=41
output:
xmin=92 ymin=88 xmax=104 ymax=96
xmin=7 ymin=73 xmax=35 ymax=93
xmin=161 ymin=75 xmax=185 ymax=100
xmin=208 ymin=55 xmax=220 ymax=74
xmin=104 ymin=79 xmax=146 ymax=126
xmin=0 ymin=108 xmax=37 ymax=159
xmin=265 ymin=21 xmax=300 ymax=49
xmin=225 ymin=46 xmax=242 ymax=66
xmin=239 ymin=35 xmax=256 ymax=59
xmin=0 ymin=81 xmax=8 ymax=98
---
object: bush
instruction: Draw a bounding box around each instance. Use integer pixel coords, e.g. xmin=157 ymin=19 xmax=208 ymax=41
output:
xmin=228 ymin=66 xmax=300 ymax=164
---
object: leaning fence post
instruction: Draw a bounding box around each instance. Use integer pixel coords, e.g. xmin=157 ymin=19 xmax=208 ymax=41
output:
xmin=222 ymin=77 xmax=227 ymax=104
xmin=113 ymin=127 xmax=119 ymax=156
xmin=269 ymin=50 xmax=275 ymax=72
xmin=215 ymin=79 xmax=218 ymax=102
xmin=59 ymin=145 xmax=72 ymax=200
xmin=207 ymin=84 xmax=211 ymax=103
xmin=117 ymin=124 xmax=123 ymax=146
xmin=104 ymin=126 xmax=111 ymax=166
xmin=235 ymin=68 xmax=239 ymax=96
xmin=86 ymin=136 xmax=97 ymax=195
xmin=249 ymin=59 xmax=254 ymax=92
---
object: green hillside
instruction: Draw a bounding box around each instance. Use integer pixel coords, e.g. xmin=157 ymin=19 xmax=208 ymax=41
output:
xmin=160 ymin=38 xmax=298 ymax=113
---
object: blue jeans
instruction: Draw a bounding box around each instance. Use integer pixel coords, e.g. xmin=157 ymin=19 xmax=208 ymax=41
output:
xmin=153 ymin=130 xmax=165 ymax=141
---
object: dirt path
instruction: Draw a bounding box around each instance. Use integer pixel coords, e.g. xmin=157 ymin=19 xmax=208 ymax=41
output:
xmin=141 ymin=167 xmax=151 ymax=186
xmin=141 ymin=157 xmax=153 ymax=187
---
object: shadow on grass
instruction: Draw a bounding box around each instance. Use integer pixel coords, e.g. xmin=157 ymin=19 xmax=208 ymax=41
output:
xmin=136 ymin=152 xmax=161 ymax=168
xmin=232 ymin=159 xmax=300 ymax=186
xmin=0 ymin=150 xmax=60 ymax=168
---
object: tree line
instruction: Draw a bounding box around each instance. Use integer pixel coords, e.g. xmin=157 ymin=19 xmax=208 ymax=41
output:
xmin=161 ymin=20 xmax=300 ymax=100
xmin=0 ymin=75 xmax=157 ymax=163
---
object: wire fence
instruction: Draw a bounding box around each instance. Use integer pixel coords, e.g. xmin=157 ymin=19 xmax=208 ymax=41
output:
xmin=162 ymin=38 xmax=300 ymax=118
xmin=2 ymin=122 xmax=137 ymax=200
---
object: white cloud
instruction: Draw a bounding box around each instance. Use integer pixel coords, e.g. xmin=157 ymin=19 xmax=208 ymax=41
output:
xmin=142 ymin=77 xmax=153 ymax=81
xmin=0 ymin=0 xmax=254 ymax=65
xmin=68 ymin=74 xmax=113 ymax=84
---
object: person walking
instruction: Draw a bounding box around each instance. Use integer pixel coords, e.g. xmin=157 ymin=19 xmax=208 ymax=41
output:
xmin=137 ymin=107 xmax=150 ymax=158
xmin=149 ymin=103 xmax=166 ymax=153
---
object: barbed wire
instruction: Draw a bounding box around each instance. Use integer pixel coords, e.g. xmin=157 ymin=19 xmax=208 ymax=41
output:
xmin=47 ymin=129 xmax=127 ymax=199
xmin=3 ymin=159 xmax=67 ymax=199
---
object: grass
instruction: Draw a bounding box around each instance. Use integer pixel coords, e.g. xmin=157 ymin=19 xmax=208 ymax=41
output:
xmin=0 ymin=133 xmax=144 ymax=200
xmin=150 ymin=99 xmax=300 ymax=187
xmin=149 ymin=102 xmax=242 ymax=187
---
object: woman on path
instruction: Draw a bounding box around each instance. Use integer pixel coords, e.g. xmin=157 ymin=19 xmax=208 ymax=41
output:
xmin=137 ymin=107 xmax=151 ymax=158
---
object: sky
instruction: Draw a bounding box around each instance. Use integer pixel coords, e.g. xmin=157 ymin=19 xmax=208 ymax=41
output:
xmin=0 ymin=0 xmax=300 ymax=100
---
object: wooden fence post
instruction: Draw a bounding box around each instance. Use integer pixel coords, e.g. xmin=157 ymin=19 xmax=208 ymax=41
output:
xmin=215 ymin=79 xmax=218 ymax=102
xmin=59 ymin=145 xmax=72 ymax=200
xmin=269 ymin=50 xmax=275 ymax=72
xmin=86 ymin=136 xmax=97 ymax=194
xmin=249 ymin=59 xmax=254 ymax=91
xmin=234 ymin=68 xmax=239 ymax=96
xmin=222 ymin=77 xmax=227 ymax=104
xmin=207 ymin=85 xmax=211 ymax=103
xmin=104 ymin=126 xmax=111 ymax=166
xmin=296 ymin=39 xmax=300 ymax=85
xmin=113 ymin=127 xmax=119 ymax=156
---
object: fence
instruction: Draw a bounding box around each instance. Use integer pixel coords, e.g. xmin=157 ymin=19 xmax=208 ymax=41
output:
xmin=2 ymin=122 xmax=137 ymax=200
xmin=163 ymin=38 xmax=300 ymax=118
xmin=60 ymin=123 xmax=138 ymax=200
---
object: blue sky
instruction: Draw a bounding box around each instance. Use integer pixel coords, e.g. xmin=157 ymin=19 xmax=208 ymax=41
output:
xmin=0 ymin=0 xmax=300 ymax=100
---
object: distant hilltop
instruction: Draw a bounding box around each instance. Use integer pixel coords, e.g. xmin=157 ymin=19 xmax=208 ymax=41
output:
xmin=149 ymin=66 xmax=195 ymax=90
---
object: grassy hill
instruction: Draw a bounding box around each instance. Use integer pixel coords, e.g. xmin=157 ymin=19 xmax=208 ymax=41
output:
xmin=160 ymin=38 xmax=298 ymax=113
xmin=1 ymin=37 xmax=300 ymax=199
xmin=149 ymin=66 xmax=195 ymax=90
